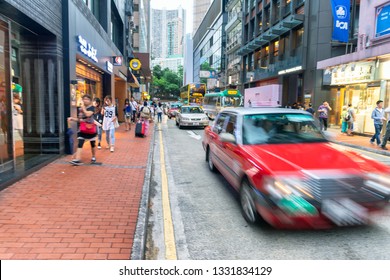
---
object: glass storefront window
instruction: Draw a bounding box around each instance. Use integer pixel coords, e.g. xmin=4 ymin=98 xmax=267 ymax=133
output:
xmin=0 ymin=18 xmax=13 ymax=172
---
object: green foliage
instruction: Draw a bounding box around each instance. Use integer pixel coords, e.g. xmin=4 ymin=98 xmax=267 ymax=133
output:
xmin=152 ymin=65 xmax=182 ymax=98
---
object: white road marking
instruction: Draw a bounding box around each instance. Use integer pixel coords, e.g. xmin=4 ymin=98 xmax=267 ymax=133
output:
xmin=187 ymin=131 xmax=201 ymax=140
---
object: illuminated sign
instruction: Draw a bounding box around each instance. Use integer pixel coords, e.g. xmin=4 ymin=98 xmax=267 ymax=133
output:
xmin=278 ymin=66 xmax=303 ymax=75
xmin=228 ymin=90 xmax=238 ymax=95
xmin=129 ymin=59 xmax=141 ymax=70
xmin=78 ymin=35 xmax=98 ymax=63
xmin=106 ymin=61 xmax=113 ymax=73
xmin=113 ymin=56 xmax=123 ymax=66
xmin=330 ymin=62 xmax=375 ymax=85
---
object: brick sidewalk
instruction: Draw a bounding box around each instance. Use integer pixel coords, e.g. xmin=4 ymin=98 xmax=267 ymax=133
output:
xmin=0 ymin=122 xmax=153 ymax=260
xmin=328 ymin=127 xmax=390 ymax=156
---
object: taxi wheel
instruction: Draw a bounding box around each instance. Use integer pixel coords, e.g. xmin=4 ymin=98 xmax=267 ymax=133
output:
xmin=178 ymin=121 xmax=182 ymax=129
xmin=240 ymin=179 xmax=260 ymax=224
xmin=206 ymin=147 xmax=217 ymax=172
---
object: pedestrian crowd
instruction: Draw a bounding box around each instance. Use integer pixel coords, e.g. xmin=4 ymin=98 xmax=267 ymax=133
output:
xmin=67 ymin=95 xmax=164 ymax=165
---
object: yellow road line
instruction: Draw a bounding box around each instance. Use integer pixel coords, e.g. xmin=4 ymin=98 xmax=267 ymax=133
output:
xmin=159 ymin=123 xmax=177 ymax=260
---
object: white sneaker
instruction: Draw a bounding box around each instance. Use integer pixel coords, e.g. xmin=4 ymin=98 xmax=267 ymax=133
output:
xmin=110 ymin=146 xmax=114 ymax=152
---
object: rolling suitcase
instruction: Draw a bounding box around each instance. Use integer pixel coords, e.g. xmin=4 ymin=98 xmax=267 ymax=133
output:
xmin=135 ymin=121 xmax=145 ymax=137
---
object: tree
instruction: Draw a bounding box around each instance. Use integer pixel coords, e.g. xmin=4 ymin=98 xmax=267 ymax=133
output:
xmin=151 ymin=65 xmax=182 ymax=99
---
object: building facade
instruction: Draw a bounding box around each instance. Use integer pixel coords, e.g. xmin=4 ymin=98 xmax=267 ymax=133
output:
xmin=0 ymin=0 xmax=64 ymax=183
xmin=318 ymin=0 xmax=390 ymax=135
xmin=193 ymin=0 xmax=228 ymax=89
xmin=184 ymin=33 xmax=194 ymax=84
xmin=239 ymin=0 xmax=360 ymax=113
xmin=225 ymin=0 xmax=243 ymax=86
xmin=0 ymin=0 xmax=133 ymax=186
xmin=151 ymin=7 xmax=186 ymax=59
xmin=131 ymin=0 xmax=151 ymax=100
xmin=193 ymin=0 xmax=212 ymax=34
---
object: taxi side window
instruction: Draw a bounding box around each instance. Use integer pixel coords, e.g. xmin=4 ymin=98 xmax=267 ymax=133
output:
xmin=213 ymin=114 xmax=227 ymax=134
xmin=224 ymin=114 xmax=237 ymax=136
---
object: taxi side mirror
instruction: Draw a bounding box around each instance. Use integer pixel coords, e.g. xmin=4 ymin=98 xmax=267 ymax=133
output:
xmin=220 ymin=132 xmax=236 ymax=144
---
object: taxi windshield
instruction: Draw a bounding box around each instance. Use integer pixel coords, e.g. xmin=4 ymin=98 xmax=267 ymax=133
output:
xmin=243 ymin=113 xmax=327 ymax=145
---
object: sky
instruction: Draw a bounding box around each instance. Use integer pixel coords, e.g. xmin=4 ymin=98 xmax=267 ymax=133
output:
xmin=150 ymin=0 xmax=193 ymax=34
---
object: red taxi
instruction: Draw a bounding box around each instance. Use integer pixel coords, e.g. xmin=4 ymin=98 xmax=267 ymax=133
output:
xmin=167 ymin=103 xmax=181 ymax=119
xmin=202 ymin=108 xmax=390 ymax=229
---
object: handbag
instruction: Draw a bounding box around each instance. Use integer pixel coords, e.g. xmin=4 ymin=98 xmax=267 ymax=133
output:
xmin=114 ymin=119 xmax=120 ymax=128
xmin=80 ymin=121 xmax=96 ymax=134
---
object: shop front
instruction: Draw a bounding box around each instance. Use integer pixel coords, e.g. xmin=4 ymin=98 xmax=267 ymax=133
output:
xmin=325 ymin=61 xmax=384 ymax=134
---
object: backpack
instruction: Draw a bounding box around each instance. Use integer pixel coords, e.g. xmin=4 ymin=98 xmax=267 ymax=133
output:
xmin=344 ymin=111 xmax=351 ymax=122
xmin=140 ymin=106 xmax=150 ymax=118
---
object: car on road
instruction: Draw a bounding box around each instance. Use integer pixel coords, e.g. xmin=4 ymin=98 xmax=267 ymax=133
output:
xmin=175 ymin=105 xmax=209 ymax=129
xmin=202 ymin=107 xmax=390 ymax=229
xmin=167 ymin=103 xmax=181 ymax=119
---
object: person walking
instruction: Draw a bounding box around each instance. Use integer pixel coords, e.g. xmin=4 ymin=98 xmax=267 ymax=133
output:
xmin=380 ymin=106 xmax=390 ymax=150
xmin=93 ymin=97 xmax=103 ymax=149
xmin=346 ymin=103 xmax=356 ymax=136
xmin=102 ymin=95 xmax=117 ymax=152
xmin=340 ymin=106 xmax=348 ymax=135
xmin=139 ymin=101 xmax=151 ymax=136
xmin=68 ymin=94 xmax=100 ymax=165
xmin=130 ymin=97 xmax=138 ymax=123
xmin=370 ymin=100 xmax=386 ymax=146
xmin=305 ymin=103 xmax=315 ymax=115
xmin=156 ymin=102 xmax=163 ymax=123
xmin=317 ymin=101 xmax=332 ymax=131
xmin=123 ymin=98 xmax=132 ymax=131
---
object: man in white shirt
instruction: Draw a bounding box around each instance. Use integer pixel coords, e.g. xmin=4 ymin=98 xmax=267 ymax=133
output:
xmin=130 ymin=97 xmax=138 ymax=123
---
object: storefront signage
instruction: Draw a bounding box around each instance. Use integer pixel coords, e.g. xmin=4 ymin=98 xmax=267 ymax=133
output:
xmin=330 ymin=62 xmax=375 ymax=85
xmin=330 ymin=0 xmax=350 ymax=43
xmin=78 ymin=35 xmax=98 ymax=63
xmin=129 ymin=58 xmax=141 ymax=70
xmin=106 ymin=61 xmax=113 ymax=73
xmin=113 ymin=56 xmax=123 ymax=66
xmin=376 ymin=3 xmax=390 ymax=38
xmin=278 ymin=66 xmax=302 ymax=75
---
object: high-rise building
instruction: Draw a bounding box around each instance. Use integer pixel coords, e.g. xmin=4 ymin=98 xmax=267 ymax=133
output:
xmin=193 ymin=0 xmax=212 ymax=34
xmin=184 ymin=34 xmax=194 ymax=84
xmin=151 ymin=6 xmax=186 ymax=71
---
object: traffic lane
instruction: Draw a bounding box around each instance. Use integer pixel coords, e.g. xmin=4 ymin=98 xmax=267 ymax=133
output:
xmin=156 ymin=119 xmax=390 ymax=259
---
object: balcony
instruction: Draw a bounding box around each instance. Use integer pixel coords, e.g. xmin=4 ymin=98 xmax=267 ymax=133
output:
xmin=226 ymin=38 xmax=242 ymax=54
xmin=225 ymin=12 xmax=243 ymax=33
xmin=246 ymin=52 xmax=303 ymax=82
xmin=226 ymin=0 xmax=240 ymax=11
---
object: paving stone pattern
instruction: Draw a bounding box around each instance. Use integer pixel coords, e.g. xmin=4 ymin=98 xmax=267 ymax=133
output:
xmin=0 ymin=123 xmax=152 ymax=260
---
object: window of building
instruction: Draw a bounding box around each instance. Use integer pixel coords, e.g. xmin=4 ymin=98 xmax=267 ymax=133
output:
xmin=273 ymin=40 xmax=279 ymax=57
xmin=134 ymin=4 xmax=139 ymax=11
xmin=295 ymin=27 xmax=304 ymax=48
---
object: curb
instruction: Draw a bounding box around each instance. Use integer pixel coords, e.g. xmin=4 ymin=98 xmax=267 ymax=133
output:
xmin=130 ymin=124 xmax=156 ymax=260
xmin=331 ymin=140 xmax=390 ymax=156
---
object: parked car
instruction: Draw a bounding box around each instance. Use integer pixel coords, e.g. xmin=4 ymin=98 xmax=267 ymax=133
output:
xmin=202 ymin=107 xmax=390 ymax=229
xmin=167 ymin=103 xmax=181 ymax=119
xmin=175 ymin=106 xmax=209 ymax=129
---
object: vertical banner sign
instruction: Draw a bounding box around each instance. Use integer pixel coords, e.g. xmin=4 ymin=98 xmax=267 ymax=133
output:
xmin=330 ymin=0 xmax=350 ymax=43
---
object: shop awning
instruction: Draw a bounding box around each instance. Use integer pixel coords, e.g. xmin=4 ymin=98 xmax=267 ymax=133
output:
xmin=127 ymin=70 xmax=140 ymax=88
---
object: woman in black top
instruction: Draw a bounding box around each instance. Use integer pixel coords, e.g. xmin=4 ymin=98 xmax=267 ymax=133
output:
xmin=93 ymin=97 xmax=103 ymax=149
xmin=68 ymin=94 xmax=101 ymax=165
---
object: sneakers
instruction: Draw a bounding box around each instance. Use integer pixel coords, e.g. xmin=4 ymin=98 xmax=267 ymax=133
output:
xmin=98 ymin=143 xmax=101 ymax=150
xmin=70 ymin=159 xmax=82 ymax=166
xmin=370 ymin=140 xmax=375 ymax=145
xmin=381 ymin=146 xmax=388 ymax=150
xmin=110 ymin=146 xmax=114 ymax=152
xmin=91 ymin=157 xmax=96 ymax=164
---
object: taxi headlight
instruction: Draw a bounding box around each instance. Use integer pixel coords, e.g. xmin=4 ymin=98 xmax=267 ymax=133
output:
xmin=263 ymin=176 xmax=317 ymax=216
xmin=364 ymin=173 xmax=390 ymax=198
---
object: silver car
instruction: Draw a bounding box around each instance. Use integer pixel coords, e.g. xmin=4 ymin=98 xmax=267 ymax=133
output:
xmin=175 ymin=106 xmax=209 ymax=129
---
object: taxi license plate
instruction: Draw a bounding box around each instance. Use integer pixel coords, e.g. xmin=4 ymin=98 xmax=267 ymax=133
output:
xmin=321 ymin=198 xmax=368 ymax=226
xmin=193 ymin=122 xmax=199 ymax=126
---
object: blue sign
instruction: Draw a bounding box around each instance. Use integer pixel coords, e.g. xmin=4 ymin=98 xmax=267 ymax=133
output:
xmin=376 ymin=4 xmax=390 ymax=38
xmin=330 ymin=0 xmax=350 ymax=43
